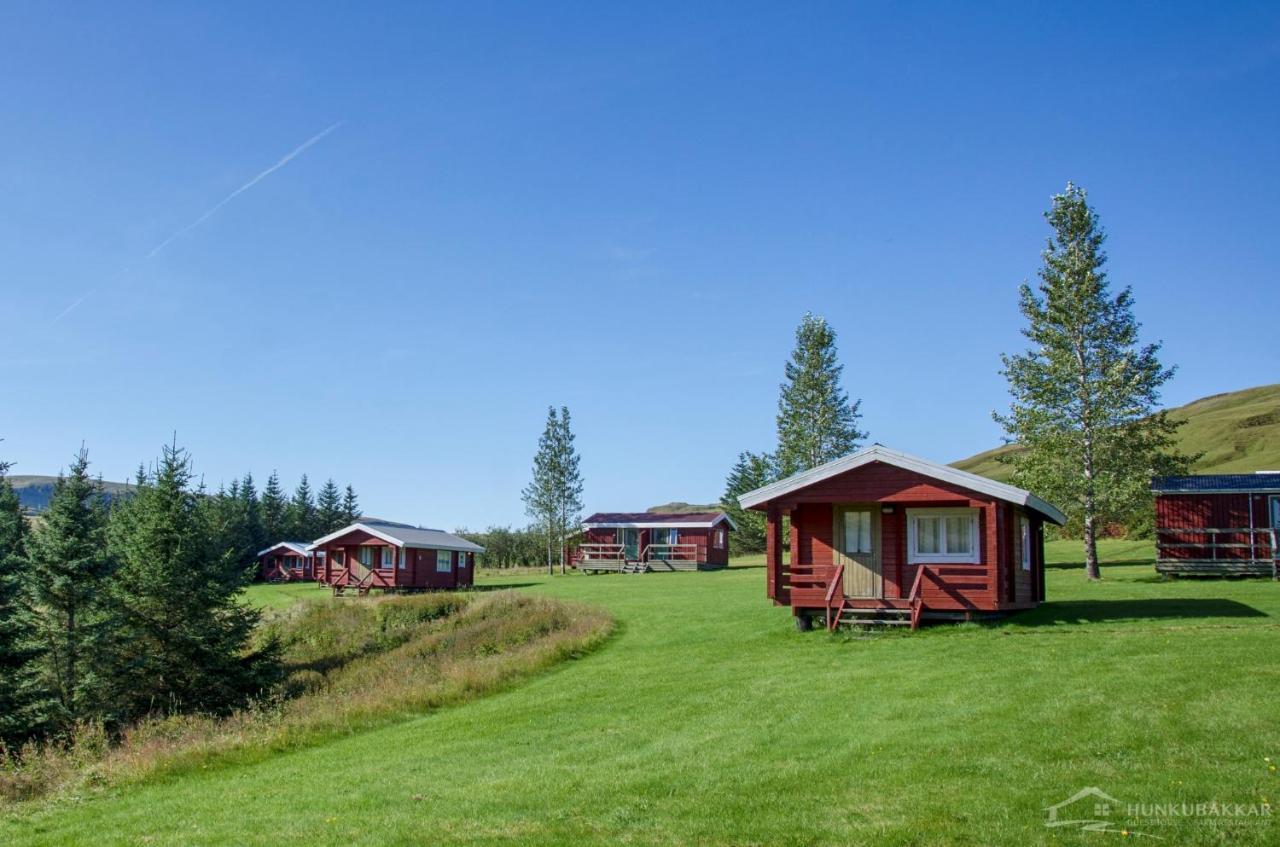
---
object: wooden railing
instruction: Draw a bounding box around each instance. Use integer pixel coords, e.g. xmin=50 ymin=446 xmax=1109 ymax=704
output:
xmin=642 ymin=543 xmax=698 ymax=563
xmin=577 ymin=544 xmax=627 ymax=563
xmin=908 ymin=565 xmax=928 ymax=631
xmin=1156 ymin=527 xmax=1278 ymax=567
xmin=824 ymin=564 xmax=844 ymax=631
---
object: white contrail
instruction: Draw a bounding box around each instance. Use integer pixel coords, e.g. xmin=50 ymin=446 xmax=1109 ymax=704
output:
xmin=52 ymin=121 xmax=342 ymax=323
xmin=146 ymin=121 xmax=342 ymax=258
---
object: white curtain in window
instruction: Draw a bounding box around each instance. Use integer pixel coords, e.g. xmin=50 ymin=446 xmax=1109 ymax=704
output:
xmin=944 ymin=516 xmax=972 ymax=554
xmin=915 ymin=516 xmax=941 ymax=554
xmin=844 ymin=511 xmax=872 ymax=554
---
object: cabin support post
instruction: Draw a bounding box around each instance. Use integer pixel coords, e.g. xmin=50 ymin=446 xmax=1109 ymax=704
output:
xmin=766 ymin=504 xmax=784 ymax=605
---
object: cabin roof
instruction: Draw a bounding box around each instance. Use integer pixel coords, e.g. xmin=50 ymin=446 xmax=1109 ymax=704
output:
xmin=256 ymin=541 xmax=311 ymax=557
xmin=307 ymin=520 xmax=486 ymax=553
xmin=737 ymin=444 xmax=1067 ymax=525
xmin=1151 ymin=473 xmax=1280 ymax=494
xmin=582 ymin=511 xmax=738 ymax=530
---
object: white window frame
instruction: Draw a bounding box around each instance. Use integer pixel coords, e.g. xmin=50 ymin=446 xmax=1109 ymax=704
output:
xmin=713 ymin=528 xmax=726 ymax=549
xmin=457 ymin=551 xmax=467 ymax=569
xmin=381 ymin=546 xmax=395 ymax=569
xmin=397 ymin=548 xmax=406 ymax=569
xmin=359 ymin=546 xmax=373 ymax=567
xmin=906 ymin=508 xmax=981 ymax=564
xmin=436 ymin=549 xmax=453 ymax=573
xmin=1020 ymin=516 xmax=1031 ymax=571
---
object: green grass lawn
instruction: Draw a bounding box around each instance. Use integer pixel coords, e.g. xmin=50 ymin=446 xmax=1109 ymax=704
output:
xmin=242 ymin=579 xmax=330 ymax=610
xmin=6 ymin=540 xmax=1278 ymax=845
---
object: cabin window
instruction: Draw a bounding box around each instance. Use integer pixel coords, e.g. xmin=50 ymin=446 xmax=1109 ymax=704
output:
xmin=436 ymin=550 xmax=453 ymax=572
xmin=1020 ymin=517 xmax=1031 ymax=571
xmin=458 ymin=552 xmax=467 ymax=568
xmin=359 ymin=546 xmax=373 ymax=566
xmin=381 ymin=547 xmax=395 ymax=569
xmin=651 ymin=528 xmax=677 ymax=545
xmin=842 ymin=511 xmax=872 ymax=554
xmin=713 ymin=528 xmax=726 ymax=549
xmin=397 ymin=549 xmax=406 ymax=569
xmin=906 ymin=508 xmax=980 ymax=564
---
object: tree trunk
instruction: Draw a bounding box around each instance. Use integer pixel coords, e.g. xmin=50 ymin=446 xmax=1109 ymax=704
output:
xmin=1082 ymin=442 xmax=1101 ymax=581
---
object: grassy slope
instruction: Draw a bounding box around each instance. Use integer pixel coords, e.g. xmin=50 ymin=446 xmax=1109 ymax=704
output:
xmin=8 ymin=542 xmax=1279 ymax=846
xmin=953 ymin=382 xmax=1280 ymax=481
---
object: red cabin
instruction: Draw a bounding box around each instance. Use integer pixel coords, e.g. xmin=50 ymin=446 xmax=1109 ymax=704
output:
xmin=1151 ymin=474 xmax=1280 ymax=577
xmin=257 ymin=542 xmax=318 ymax=582
xmin=738 ymin=445 xmax=1066 ymax=629
xmin=574 ymin=512 xmax=735 ymax=572
xmin=309 ymin=520 xmax=485 ymax=594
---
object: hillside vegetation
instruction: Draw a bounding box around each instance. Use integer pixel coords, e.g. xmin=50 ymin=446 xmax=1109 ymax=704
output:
xmin=8 ymin=475 xmax=134 ymax=513
xmin=953 ymin=383 xmax=1280 ymax=481
xmin=6 ymin=546 xmax=1278 ymax=845
xmin=1 ymin=591 xmax=611 ymax=807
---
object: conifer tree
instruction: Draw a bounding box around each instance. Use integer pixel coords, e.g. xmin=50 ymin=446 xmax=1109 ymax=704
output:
xmin=522 ymin=406 xmax=584 ymax=574
xmin=240 ymin=472 xmax=264 ymax=555
xmin=285 ymin=475 xmax=317 ymax=541
xmin=261 ymin=471 xmax=287 ymax=541
xmin=25 ymin=449 xmax=114 ymax=729
xmin=721 ymin=451 xmax=775 ymax=555
xmin=106 ymin=442 xmax=274 ymax=720
xmin=341 ymin=484 xmax=361 ymax=525
xmin=316 ymin=479 xmax=343 ymax=534
xmin=775 ymin=313 xmax=866 ymax=476
xmin=0 ymin=457 xmax=49 ymax=746
xmin=996 ymin=183 xmax=1190 ymax=580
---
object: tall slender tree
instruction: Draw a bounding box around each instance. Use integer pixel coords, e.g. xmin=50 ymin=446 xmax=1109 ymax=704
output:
xmin=721 ymin=451 xmax=776 ymax=555
xmin=522 ymin=406 xmax=584 ymax=574
xmin=316 ymin=479 xmax=343 ymax=534
xmin=996 ymin=183 xmax=1190 ymax=580
xmin=341 ymin=484 xmax=361 ymax=525
xmin=261 ymin=471 xmax=287 ymax=542
xmin=240 ymin=472 xmax=264 ymax=555
xmin=775 ymin=313 xmax=866 ymax=476
xmin=25 ymin=449 xmax=114 ymax=730
xmin=285 ymin=475 xmax=317 ymax=541
xmin=0 ymin=455 xmax=49 ymax=746
xmin=106 ymin=442 xmax=274 ymax=720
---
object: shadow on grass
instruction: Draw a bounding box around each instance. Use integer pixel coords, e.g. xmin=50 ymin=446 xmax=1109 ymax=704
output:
xmin=1045 ymin=559 xmax=1153 ymax=570
xmin=1014 ymin=598 xmax=1267 ymax=626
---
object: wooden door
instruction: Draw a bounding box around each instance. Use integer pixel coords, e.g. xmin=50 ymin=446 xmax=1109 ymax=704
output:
xmin=350 ymin=547 xmax=370 ymax=580
xmin=621 ymin=529 xmax=640 ymax=559
xmin=834 ymin=505 xmax=881 ymax=598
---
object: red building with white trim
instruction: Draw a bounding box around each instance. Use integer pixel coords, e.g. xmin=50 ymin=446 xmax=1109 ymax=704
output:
xmin=738 ymin=445 xmax=1065 ymax=629
xmin=309 ymin=520 xmax=485 ymax=594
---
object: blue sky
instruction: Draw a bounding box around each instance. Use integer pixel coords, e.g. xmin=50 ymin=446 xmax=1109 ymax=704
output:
xmin=3 ymin=2 xmax=1278 ymax=528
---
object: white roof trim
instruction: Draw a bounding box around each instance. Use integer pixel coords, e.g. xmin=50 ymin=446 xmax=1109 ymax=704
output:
xmin=582 ymin=513 xmax=738 ymax=531
xmin=736 ymin=444 xmax=1067 ymax=526
xmin=256 ymin=541 xmax=312 ymax=557
xmin=305 ymin=522 xmax=485 ymax=553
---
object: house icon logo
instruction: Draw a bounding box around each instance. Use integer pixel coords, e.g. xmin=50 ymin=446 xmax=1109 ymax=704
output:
xmin=1044 ymin=787 xmax=1156 ymax=837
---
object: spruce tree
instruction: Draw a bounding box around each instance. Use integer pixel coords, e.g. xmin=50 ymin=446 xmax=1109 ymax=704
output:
xmin=285 ymin=475 xmax=317 ymax=541
xmin=240 ymin=472 xmax=264 ymax=555
xmin=261 ymin=471 xmax=287 ymax=542
xmin=522 ymin=406 xmax=584 ymax=574
xmin=341 ymin=484 xmax=361 ymax=524
xmin=996 ymin=183 xmax=1190 ymax=580
xmin=106 ymin=442 xmax=274 ymax=720
xmin=775 ymin=313 xmax=866 ymax=476
xmin=721 ymin=451 xmax=775 ymax=555
xmin=0 ymin=458 xmax=49 ymax=746
xmin=25 ymin=449 xmax=114 ymax=729
xmin=316 ymin=479 xmax=343 ymax=534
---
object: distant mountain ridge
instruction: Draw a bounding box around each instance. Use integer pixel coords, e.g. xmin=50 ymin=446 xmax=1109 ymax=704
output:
xmin=7 ymin=475 xmax=135 ymax=514
xmin=951 ymin=384 xmax=1280 ymax=482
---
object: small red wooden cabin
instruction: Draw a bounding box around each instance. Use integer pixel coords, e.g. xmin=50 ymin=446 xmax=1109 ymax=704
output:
xmin=1151 ymin=474 xmax=1280 ymax=577
xmin=738 ymin=445 xmax=1066 ymax=629
xmin=575 ymin=512 xmax=735 ymax=572
xmin=309 ymin=520 xmax=485 ymax=594
xmin=257 ymin=542 xmax=317 ymax=582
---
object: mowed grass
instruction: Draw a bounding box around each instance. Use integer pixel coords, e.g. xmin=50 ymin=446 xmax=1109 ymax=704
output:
xmin=6 ymin=541 xmax=1279 ymax=845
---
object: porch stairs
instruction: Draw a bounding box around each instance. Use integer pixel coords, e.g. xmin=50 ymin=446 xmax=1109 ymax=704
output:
xmin=831 ymin=601 xmax=912 ymax=628
xmin=621 ymin=559 xmax=650 ymax=574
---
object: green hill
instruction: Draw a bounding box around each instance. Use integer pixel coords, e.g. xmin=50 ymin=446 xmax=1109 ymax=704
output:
xmin=952 ymin=383 xmax=1280 ymax=481
xmin=8 ymin=475 xmax=134 ymax=514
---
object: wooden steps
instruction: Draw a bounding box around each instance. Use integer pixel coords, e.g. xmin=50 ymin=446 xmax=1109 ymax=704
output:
xmin=834 ymin=604 xmax=913 ymax=628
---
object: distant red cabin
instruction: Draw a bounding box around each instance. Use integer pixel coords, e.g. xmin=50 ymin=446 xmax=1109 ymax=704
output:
xmin=574 ymin=512 xmax=735 ymax=572
xmin=310 ymin=520 xmax=485 ymax=594
xmin=257 ymin=542 xmax=318 ymax=582
xmin=1151 ymin=474 xmax=1280 ymax=577
xmin=739 ymin=445 xmax=1066 ymax=629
